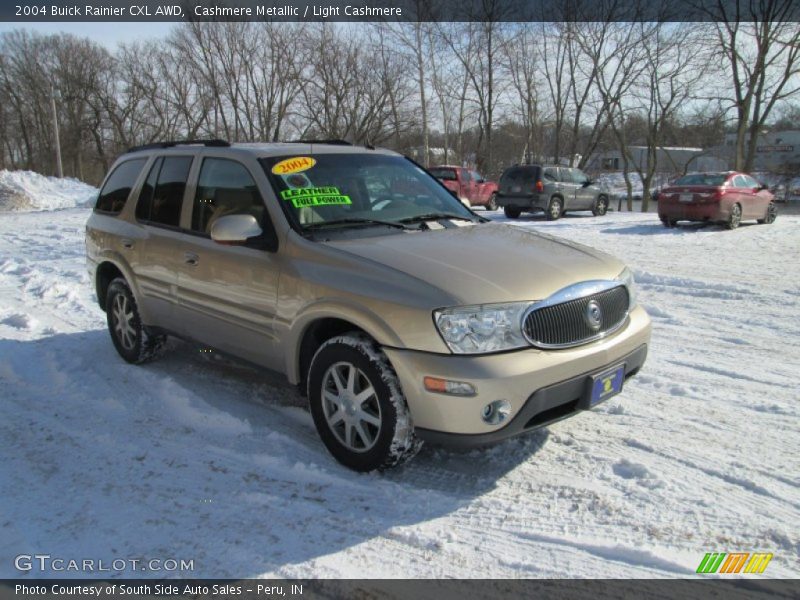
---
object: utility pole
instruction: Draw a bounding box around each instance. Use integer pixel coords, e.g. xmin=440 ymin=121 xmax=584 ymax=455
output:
xmin=51 ymin=85 xmax=63 ymax=178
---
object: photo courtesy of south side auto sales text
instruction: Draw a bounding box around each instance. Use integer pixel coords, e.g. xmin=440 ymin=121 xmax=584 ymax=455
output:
xmin=17 ymin=3 xmax=403 ymax=17
xmin=14 ymin=584 xmax=304 ymax=597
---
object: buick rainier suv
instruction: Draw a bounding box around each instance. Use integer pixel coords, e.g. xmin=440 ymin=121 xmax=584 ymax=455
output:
xmin=85 ymin=140 xmax=652 ymax=471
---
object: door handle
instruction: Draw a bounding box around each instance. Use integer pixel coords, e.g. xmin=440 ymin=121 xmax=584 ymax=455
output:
xmin=121 ymin=238 xmax=134 ymax=249
xmin=184 ymin=252 xmax=199 ymax=266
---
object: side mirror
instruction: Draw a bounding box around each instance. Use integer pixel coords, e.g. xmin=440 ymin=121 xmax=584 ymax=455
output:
xmin=210 ymin=214 xmax=263 ymax=245
xmin=582 ymin=180 xmax=592 ymax=188
xmin=758 ymin=184 xmax=768 ymax=191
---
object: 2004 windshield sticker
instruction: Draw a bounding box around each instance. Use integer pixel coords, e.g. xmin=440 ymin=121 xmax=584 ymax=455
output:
xmin=280 ymin=186 xmax=352 ymax=208
xmin=271 ymin=156 xmax=316 ymax=175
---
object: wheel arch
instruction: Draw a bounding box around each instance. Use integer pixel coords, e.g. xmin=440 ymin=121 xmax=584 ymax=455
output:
xmin=95 ymin=260 xmax=127 ymax=312
xmin=291 ymin=316 xmax=378 ymax=392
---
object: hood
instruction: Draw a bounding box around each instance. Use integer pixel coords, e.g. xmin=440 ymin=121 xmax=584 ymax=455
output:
xmin=323 ymin=223 xmax=624 ymax=305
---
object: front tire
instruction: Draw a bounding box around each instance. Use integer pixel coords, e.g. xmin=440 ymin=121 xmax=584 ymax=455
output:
xmin=725 ymin=203 xmax=742 ymax=230
xmin=504 ymin=206 xmax=521 ymax=219
xmin=592 ymin=196 xmax=609 ymax=216
xmin=307 ymin=333 xmax=421 ymax=472
xmin=106 ymin=278 xmax=166 ymax=364
xmin=546 ymin=197 xmax=563 ymax=221
xmin=758 ymin=202 xmax=777 ymax=224
xmin=486 ymin=193 xmax=498 ymax=211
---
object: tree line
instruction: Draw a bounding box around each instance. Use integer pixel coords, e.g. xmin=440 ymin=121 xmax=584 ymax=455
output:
xmin=0 ymin=8 xmax=798 ymax=210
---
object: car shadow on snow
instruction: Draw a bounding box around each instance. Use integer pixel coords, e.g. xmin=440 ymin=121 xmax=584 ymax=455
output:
xmin=0 ymin=330 xmax=548 ymax=578
xmin=600 ymin=221 xmax=763 ymax=235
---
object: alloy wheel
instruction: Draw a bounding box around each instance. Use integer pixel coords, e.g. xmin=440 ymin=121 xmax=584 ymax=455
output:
xmin=728 ymin=203 xmax=741 ymax=229
xmin=321 ymin=361 xmax=382 ymax=453
xmin=111 ymin=293 xmax=137 ymax=351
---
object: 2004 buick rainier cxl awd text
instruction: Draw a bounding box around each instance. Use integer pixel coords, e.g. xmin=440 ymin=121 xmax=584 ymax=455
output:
xmin=85 ymin=139 xmax=652 ymax=471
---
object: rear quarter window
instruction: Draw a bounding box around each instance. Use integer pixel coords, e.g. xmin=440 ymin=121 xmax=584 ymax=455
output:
xmin=94 ymin=158 xmax=147 ymax=214
xmin=429 ymin=168 xmax=457 ymax=181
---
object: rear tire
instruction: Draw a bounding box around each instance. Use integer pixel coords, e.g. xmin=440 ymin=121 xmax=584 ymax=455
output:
xmin=486 ymin=193 xmax=498 ymax=211
xmin=725 ymin=203 xmax=742 ymax=230
xmin=307 ymin=333 xmax=421 ymax=472
xmin=504 ymin=206 xmax=521 ymax=219
xmin=546 ymin=197 xmax=563 ymax=221
xmin=758 ymin=202 xmax=776 ymax=225
xmin=106 ymin=278 xmax=166 ymax=364
xmin=592 ymin=196 xmax=609 ymax=216
xmin=661 ymin=218 xmax=676 ymax=228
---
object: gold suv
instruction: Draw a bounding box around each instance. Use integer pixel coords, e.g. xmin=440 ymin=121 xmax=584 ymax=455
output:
xmin=85 ymin=140 xmax=652 ymax=471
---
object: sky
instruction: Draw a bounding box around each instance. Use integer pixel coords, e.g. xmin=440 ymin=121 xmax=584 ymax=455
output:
xmin=0 ymin=22 xmax=175 ymax=47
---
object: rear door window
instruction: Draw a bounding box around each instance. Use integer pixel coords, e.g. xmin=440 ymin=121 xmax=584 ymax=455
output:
xmin=572 ymin=168 xmax=590 ymax=184
xmin=95 ymin=158 xmax=147 ymax=214
xmin=135 ymin=158 xmax=162 ymax=222
xmin=742 ymin=175 xmax=759 ymax=189
xmin=732 ymin=175 xmax=748 ymax=188
xmin=136 ymin=156 xmax=193 ymax=228
xmin=543 ymin=168 xmax=557 ymax=182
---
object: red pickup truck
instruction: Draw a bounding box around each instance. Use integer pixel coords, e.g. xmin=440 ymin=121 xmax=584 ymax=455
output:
xmin=429 ymin=165 xmax=499 ymax=210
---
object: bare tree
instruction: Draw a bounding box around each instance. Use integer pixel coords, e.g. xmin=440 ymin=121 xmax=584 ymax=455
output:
xmin=378 ymin=18 xmax=436 ymax=164
xmin=300 ymin=25 xmax=413 ymax=144
xmin=629 ymin=22 xmax=710 ymax=211
xmin=503 ymin=24 xmax=543 ymax=164
xmin=438 ymin=2 xmax=510 ymax=173
xmin=709 ymin=0 xmax=800 ymax=170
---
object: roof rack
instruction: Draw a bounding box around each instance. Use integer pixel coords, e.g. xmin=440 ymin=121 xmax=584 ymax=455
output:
xmin=286 ymin=139 xmax=353 ymax=146
xmin=127 ymin=139 xmax=231 ymax=153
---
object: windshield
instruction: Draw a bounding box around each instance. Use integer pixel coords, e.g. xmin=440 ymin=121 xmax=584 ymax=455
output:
xmin=672 ymin=174 xmax=727 ymax=186
xmin=261 ymin=154 xmax=475 ymax=231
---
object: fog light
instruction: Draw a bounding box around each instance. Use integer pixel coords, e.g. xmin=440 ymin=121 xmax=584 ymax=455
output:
xmin=423 ymin=376 xmax=476 ymax=396
xmin=481 ymin=400 xmax=512 ymax=425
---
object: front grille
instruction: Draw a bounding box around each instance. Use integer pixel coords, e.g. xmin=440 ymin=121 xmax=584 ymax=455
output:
xmin=523 ymin=285 xmax=629 ymax=348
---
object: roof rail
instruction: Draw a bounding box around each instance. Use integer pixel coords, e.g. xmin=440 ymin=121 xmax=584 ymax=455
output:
xmin=286 ymin=139 xmax=353 ymax=146
xmin=126 ymin=139 xmax=231 ymax=153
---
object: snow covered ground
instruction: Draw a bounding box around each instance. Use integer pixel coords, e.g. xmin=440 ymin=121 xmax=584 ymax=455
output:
xmin=1 ymin=181 xmax=798 ymax=579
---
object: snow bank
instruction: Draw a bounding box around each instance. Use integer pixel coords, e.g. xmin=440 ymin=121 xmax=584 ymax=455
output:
xmin=0 ymin=169 xmax=97 ymax=212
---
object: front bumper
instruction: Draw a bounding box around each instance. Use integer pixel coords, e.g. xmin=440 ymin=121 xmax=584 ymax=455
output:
xmin=417 ymin=344 xmax=647 ymax=449
xmin=383 ymin=305 xmax=652 ymax=446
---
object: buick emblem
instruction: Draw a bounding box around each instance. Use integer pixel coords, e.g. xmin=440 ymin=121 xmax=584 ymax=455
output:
xmin=585 ymin=300 xmax=603 ymax=331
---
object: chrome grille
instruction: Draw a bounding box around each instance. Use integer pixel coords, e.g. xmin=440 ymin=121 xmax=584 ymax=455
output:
xmin=523 ymin=285 xmax=630 ymax=348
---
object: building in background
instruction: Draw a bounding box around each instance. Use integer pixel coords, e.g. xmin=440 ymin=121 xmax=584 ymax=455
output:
xmin=584 ymin=146 xmax=727 ymax=175
xmin=713 ymin=130 xmax=800 ymax=174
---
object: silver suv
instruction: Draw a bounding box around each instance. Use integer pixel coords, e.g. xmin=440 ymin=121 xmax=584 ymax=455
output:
xmin=497 ymin=164 xmax=610 ymax=220
xmin=86 ymin=140 xmax=651 ymax=471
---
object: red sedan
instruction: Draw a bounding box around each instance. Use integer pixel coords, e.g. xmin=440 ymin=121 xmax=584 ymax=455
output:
xmin=657 ymin=172 xmax=777 ymax=230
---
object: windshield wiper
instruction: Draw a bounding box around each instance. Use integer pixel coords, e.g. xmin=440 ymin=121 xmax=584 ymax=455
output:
xmin=304 ymin=218 xmax=410 ymax=231
xmin=399 ymin=213 xmax=477 ymax=224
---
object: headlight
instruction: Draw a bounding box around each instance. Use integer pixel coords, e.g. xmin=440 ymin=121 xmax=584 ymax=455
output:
xmin=434 ymin=302 xmax=530 ymax=354
xmin=617 ymin=267 xmax=638 ymax=308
